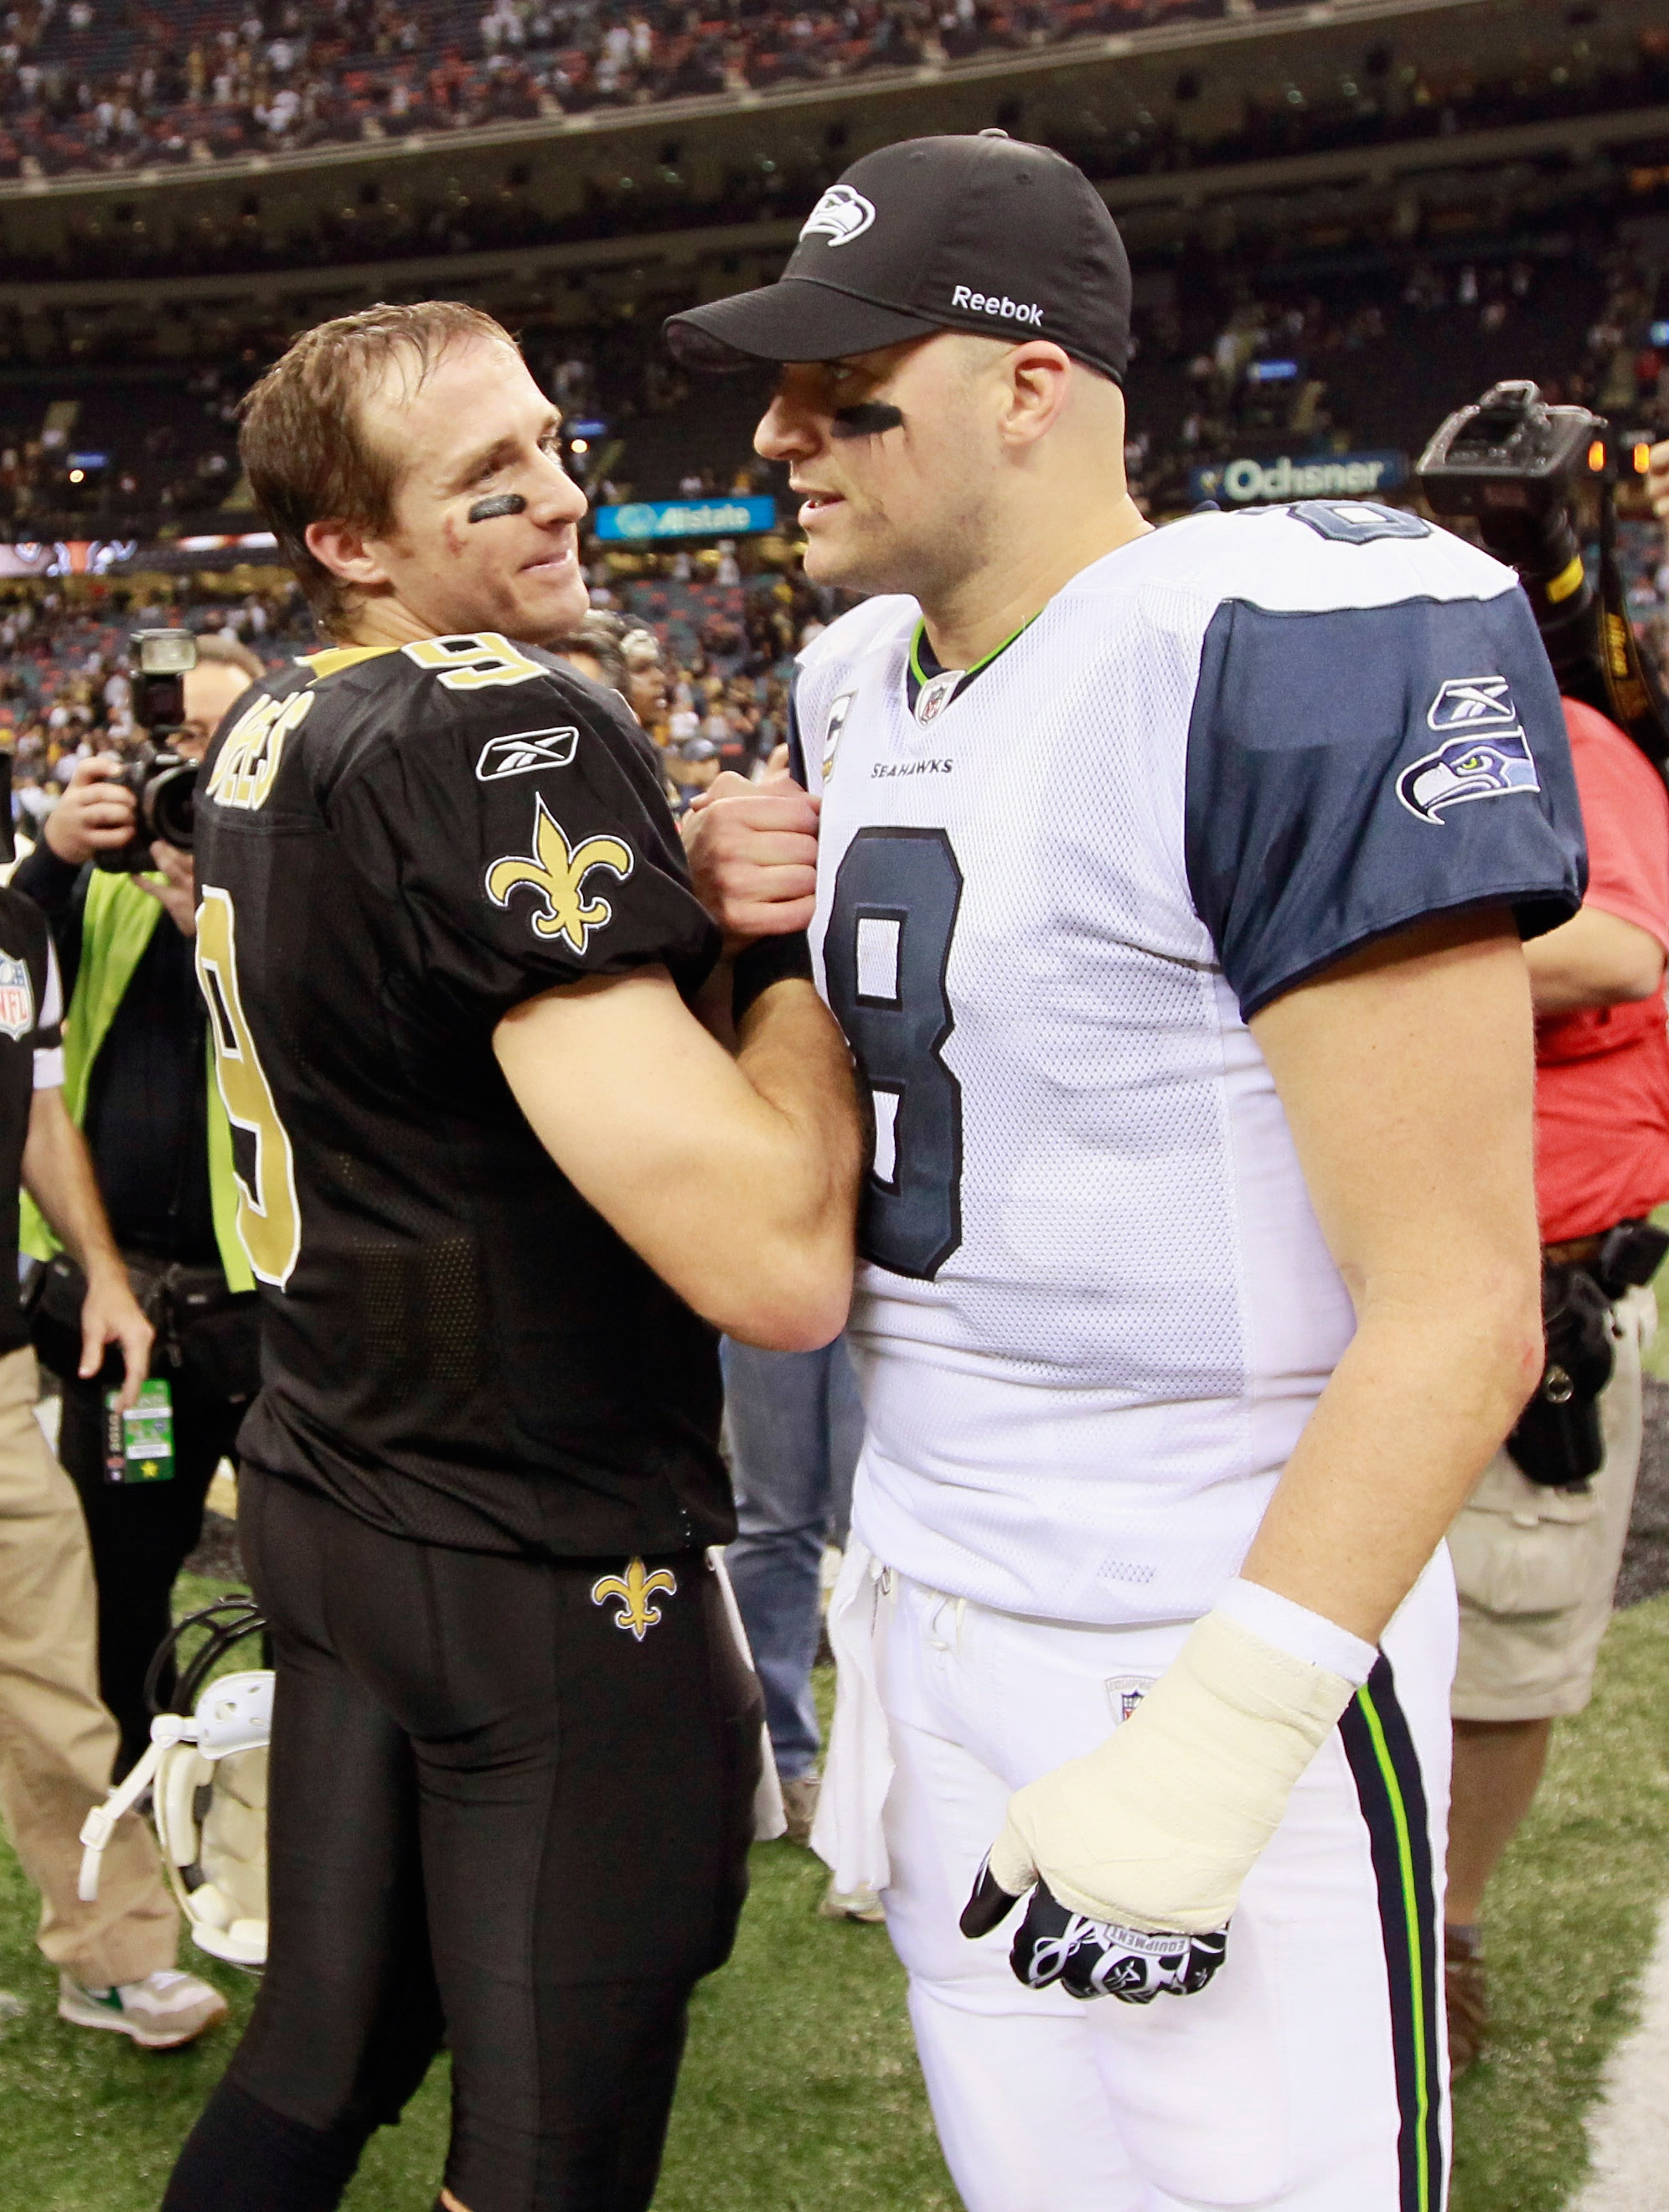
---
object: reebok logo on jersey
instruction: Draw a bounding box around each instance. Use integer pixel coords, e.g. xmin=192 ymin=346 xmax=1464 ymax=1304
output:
xmin=800 ymin=184 xmax=875 ymax=247
xmin=476 ymin=726 xmax=580 ymax=782
xmin=0 ymin=951 xmax=32 ymax=1040
xmin=1397 ymin=726 xmax=1539 ymax=825
xmin=951 ymin=284 xmax=1044 ymax=328
xmin=484 ymin=793 xmax=634 ymax=952
xmin=1426 ymin=675 xmax=1520 ymax=732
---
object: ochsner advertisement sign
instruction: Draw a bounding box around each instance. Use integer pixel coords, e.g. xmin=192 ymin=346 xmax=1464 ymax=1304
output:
xmin=1191 ymin=451 xmax=1408 ymax=505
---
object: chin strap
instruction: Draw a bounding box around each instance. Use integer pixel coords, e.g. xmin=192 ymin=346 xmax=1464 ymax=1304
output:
xmin=78 ymin=1720 xmax=187 ymax=1901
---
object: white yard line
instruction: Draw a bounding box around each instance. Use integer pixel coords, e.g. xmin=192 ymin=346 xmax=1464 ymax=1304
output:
xmin=1568 ymin=1897 xmax=1669 ymax=2212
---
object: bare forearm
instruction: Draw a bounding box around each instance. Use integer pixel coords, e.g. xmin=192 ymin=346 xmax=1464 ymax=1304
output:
xmin=22 ymin=1097 xmax=124 ymax=1279
xmin=1523 ymin=904 xmax=1664 ymax=1015
xmin=734 ymin=978 xmax=865 ymax=1275
xmin=1241 ymin=1279 xmax=1540 ymax=1643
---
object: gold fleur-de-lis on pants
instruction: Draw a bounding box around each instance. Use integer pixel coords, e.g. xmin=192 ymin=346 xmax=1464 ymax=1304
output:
xmin=591 ymin=1558 xmax=679 ymax=1641
xmin=484 ymin=793 xmax=634 ymax=954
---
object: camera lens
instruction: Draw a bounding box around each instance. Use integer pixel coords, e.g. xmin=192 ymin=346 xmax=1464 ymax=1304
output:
xmin=143 ymin=758 xmax=198 ymax=851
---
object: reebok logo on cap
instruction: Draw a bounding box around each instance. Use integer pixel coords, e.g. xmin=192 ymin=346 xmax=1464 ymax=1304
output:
xmin=800 ymin=184 xmax=876 ymax=248
xmin=664 ymin=134 xmax=1131 ymax=384
xmin=951 ymin=284 xmax=1044 ymax=328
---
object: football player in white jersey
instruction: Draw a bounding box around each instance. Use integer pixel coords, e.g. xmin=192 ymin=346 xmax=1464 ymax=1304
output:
xmin=669 ymin=134 xmax=1585 ymax=2212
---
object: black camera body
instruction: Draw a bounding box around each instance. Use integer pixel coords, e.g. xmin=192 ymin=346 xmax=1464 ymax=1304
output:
xmin=95 ymin=629 xmax=200 ymax=875
xmin=1416 ymin=380 xmax=1669 ymax=781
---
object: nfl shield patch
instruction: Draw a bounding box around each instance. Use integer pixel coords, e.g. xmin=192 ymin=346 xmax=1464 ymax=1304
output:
xmin=0 ymin=952 xmax=34 ymax=1041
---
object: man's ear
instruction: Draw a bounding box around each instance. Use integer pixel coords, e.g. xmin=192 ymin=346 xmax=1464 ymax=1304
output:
xmin=1001 ymin=342 xmax=1076 ymax=450
xmin=304 ymin=517 xmax=394 ymax=591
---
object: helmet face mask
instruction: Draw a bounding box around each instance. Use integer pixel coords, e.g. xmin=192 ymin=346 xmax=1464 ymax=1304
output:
xmin=152 ymin=1668 xmax=272 ymax=1969
xmin=80 ymin=1599 xmax=273 ymax=1972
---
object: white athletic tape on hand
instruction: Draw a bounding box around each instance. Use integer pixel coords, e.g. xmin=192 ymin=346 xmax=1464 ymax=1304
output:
xmin=984 ymin=1608 xmax=1357 ymax=1934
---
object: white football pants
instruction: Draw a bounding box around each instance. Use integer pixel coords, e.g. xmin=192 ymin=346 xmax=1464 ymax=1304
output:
xmin=844 ymin=1552 xmax=1455 ymax=2212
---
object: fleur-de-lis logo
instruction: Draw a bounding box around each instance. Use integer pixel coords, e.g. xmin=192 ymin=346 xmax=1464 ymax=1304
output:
xmin=591 ymin=1557 xmax=679 ymax=1641
xmin=484 ymin=793 xmax=634 ymax=954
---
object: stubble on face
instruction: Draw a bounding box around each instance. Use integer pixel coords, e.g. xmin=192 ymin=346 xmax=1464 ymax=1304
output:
xmin=355 ymin=339 xmax=587 ymax=644
xmin=795 ymin=338 xmax=1005 ymax=606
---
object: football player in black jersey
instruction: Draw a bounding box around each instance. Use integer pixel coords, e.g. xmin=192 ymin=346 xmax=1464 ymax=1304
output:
xmin=161 ymin=301 xmax=862 ymax=2212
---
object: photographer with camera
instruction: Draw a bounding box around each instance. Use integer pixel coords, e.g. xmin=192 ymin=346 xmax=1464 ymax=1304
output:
xmin=1421 ymin=387 xmax=1669 ymax=2073
xmin=14 ymin=630 xmax=264 ymax=1775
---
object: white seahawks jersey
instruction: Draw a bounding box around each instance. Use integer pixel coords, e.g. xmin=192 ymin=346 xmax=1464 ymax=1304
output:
xmin=796 ymin=501 xmax=1584 ymax=1625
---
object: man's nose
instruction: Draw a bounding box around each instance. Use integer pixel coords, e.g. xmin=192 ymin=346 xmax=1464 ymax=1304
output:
xmin=530 ymin=447 xmax=588 ymax=526
xmin=755 ymin=395 xmax=821 ymax=465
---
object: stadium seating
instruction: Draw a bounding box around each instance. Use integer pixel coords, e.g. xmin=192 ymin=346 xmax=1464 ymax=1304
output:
xmin=0 ymin=0 xmax=1663 ymax=183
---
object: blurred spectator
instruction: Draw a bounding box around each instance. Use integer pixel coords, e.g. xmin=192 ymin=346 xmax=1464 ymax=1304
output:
xmin=14 ymin=633 xmax=266 ymax=1775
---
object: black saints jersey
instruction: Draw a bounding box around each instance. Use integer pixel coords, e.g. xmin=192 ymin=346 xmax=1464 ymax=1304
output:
xmin=193 ymin=633 xmax=728 ymax=1557
xmin=0 ymin=887 xmax=63 ymax=1352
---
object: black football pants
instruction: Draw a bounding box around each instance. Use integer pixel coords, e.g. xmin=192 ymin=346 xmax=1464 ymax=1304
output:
xmin=163 ymin=1467 xmax=761 ymax=2212
xmin=59 ymin=1360 xmax=245 ymax=1777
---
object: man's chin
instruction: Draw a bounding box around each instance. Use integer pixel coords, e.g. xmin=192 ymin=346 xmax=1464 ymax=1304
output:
xmin=799 ymin=531 xmax=875 ymax=594
xmin=514 ymin=571 xmax=591 ymax=646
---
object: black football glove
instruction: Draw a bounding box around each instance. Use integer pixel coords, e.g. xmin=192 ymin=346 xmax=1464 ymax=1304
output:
xmin=961 ymin=1859 xmax=1229 ymax=2005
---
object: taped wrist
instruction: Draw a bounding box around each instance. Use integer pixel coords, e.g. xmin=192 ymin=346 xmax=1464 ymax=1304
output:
xmin=991 ymin=1608 xmax=1359 ymax=1934
xmin=732 ymin=931 xmax=814 ymax=1026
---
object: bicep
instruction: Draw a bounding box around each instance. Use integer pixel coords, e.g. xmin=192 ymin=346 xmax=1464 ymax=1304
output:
xmin=1248 ymin=909 xmax=1540 ymax=1305
xmin=493 ymin=965 xmax=763 ymax=1222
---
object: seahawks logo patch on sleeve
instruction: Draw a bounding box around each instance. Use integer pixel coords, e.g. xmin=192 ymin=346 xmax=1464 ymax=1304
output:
xmin=1396 ymin=675 xmax=1541 ymax=825
xmin=484 ymin=793 xmax=634 ymax=954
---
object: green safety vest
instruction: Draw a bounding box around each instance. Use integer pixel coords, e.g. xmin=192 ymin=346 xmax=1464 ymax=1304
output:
xmin=19 ymin=868 xmax=255 ymax=1292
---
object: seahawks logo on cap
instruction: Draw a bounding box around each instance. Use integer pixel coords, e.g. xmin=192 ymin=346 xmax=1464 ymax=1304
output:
xmin=800 ymin=185 xmax=876 ymax=248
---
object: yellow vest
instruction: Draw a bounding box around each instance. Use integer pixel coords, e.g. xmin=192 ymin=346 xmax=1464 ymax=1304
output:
xmin=19 ymin=869 xmax=255 ymax=1292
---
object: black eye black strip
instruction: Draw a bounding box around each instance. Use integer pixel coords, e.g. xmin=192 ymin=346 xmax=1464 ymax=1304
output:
xmin=831 ymin=402 xmax=906 ymax=439
xmin=468 ymin=493 xmax=528 ymax=522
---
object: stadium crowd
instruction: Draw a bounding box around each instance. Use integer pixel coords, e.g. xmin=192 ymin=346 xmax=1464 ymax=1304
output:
xmin=0 ymin=0 xmax=1660 ymax=199
xmin=0 ymin=537 xmax=850 ymax=830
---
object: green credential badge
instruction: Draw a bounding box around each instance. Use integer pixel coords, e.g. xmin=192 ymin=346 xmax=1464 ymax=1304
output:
xmin=103 ymin=1378 xmax=175 ymax=1486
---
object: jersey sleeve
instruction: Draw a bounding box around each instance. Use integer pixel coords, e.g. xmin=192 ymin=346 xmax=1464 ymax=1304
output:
xmin=1183 ymin=582 xmax=1586 ymax=1019
xmin=331 ymin=667 xmax=719 ymax=1022
xmin=31 ymin=934 xmax=62 ymax=1090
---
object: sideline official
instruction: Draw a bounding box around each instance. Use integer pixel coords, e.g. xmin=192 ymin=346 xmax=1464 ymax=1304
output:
xmin=163 ymin=301 xmax=860 ymax=2212
xmin=15 ymin=633 xmax=263 ymax=1774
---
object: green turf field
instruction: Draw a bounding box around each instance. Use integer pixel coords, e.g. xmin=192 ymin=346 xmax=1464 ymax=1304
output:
xmin=3 ymin=1571 xmax=1669 ymax=2210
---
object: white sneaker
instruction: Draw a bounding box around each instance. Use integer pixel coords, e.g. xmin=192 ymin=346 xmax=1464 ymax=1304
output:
xmin=818 ymin=1875 xmax=886 ymax=1925
xmin=58 ymin=1967 xmax=229 ymax=2050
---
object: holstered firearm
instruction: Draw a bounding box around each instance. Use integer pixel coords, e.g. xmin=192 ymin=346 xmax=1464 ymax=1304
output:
xmin=1505 ymin=1221 xmax=1668 ymax=1491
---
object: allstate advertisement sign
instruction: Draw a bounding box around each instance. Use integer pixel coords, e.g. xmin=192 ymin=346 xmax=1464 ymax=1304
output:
xmin=594 ymin=496 xmax=777 ymax=541
xmin=1191 ymin=451 xmax=1408 ymax=505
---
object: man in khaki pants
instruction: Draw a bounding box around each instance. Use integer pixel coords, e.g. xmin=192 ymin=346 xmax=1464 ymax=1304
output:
xmin=0 ymin=868 xmax=225 ymax=2049
xmin=1447 ymin=689 xmax=1669 ymax=2070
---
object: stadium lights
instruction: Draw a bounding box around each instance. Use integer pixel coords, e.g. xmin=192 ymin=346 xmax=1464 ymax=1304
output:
xmin=571 ymin=437 xmax=590 ymax=454
xmin=1588 ymin=439 xmax=1606 ymax=472
xmin=69 ymin=469 xmax=84 ymax=483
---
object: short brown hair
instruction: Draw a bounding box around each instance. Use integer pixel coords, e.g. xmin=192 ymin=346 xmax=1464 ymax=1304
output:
xmin=239 ymin=301 xmax=518 ymax=638
xmin=191 ymin=630 xmax=266 ymax=681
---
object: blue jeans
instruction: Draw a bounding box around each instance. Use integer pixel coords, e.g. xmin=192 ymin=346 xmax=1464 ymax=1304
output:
xmin=721 ymin=1336 xmax=864 ymax=1780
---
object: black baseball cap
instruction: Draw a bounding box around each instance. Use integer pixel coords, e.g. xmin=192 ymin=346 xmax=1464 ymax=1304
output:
xmin=664 ymin=132 xmax=1131 ymax=385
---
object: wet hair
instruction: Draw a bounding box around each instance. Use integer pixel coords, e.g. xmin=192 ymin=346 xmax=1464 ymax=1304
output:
xmin=238 ymin=300 xmax=518 ymax=637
